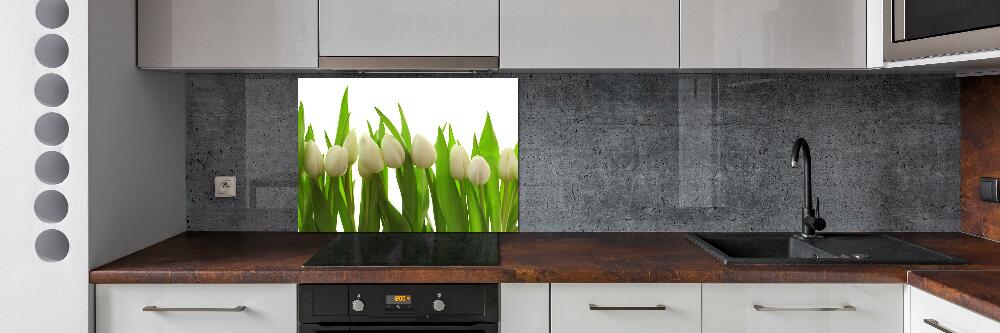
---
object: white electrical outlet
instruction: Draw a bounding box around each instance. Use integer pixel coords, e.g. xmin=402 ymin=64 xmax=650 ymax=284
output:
xmin=214 ymin=176 xmax=236 ymax=198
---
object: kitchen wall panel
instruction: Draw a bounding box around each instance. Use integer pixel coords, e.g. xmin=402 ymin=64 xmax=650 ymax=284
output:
xmin=960 ymin=76 xmax=1000 ymax=242
xmin=185 ymin=73 xmax=959 ymax=232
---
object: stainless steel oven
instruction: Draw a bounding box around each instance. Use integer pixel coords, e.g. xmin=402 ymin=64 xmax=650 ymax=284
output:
xmin=885 ymin=0 xmax=1000 ymax=61
xmin=299 ymin=284 xmax=498 ymax=333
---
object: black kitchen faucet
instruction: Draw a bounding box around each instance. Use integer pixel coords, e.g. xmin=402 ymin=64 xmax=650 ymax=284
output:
xmin=791 ymin=138 xmax=826 ymax=238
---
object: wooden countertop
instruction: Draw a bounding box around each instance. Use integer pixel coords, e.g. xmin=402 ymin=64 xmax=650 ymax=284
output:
xmin=91 ymin=232 xmax=1000 ymax=284
xmin=89 ymin=231 xmax=1000 ymax=321
xmin=908 ymin=270 xmax=1000 ymax=322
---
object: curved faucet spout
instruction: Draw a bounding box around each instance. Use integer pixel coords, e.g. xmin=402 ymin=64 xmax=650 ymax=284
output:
xmin=791 ymin=138 xmax=824 ymax=237
xmin=791 ymin=138 xmax=813 ymax=211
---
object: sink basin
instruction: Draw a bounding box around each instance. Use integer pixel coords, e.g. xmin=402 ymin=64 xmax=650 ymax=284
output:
xmin=687 ymin=233 xmax=966 ymax=265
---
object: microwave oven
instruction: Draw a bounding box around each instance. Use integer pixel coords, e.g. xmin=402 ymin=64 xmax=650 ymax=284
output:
xmin=884 ymin=0 xmax=1000 ymax=62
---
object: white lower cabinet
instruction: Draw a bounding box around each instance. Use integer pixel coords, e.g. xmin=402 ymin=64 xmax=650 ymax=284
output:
xmin=910 ymin=287 xmax=1000 ymax=333
xmin=96 ymin=284 xmax=297 ymax=333
xmin=702 ymin=283 xmax=904 ymax=333
xmin=551 ymin=283 xmax=701 ymax=333
xmin=500 ymin=283 xmax=549 ymax=333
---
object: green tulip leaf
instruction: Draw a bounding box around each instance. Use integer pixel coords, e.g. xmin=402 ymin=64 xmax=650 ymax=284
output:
xmin=334 ymin=87 xmax=351 ymax=145
xmin=478 ymin=114 xmax=502 ymax=232
xmin=432 ymin=127 xmax=469 ymax=231
xmin=374 ymin=107 xmax=409 ymax=150
xmin=398 ymin=103 xmax=412 ymax=148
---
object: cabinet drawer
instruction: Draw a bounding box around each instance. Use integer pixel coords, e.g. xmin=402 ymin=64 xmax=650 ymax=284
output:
xmin=910 ymin=287 xmax=1000 ymax=333
xmin=551 ymin=283 xmax=701 ymax=333
xmin=96 ymin=284 xmax=296 ymax=333
xmin=703 ymin=283 xmax=903 ymax=333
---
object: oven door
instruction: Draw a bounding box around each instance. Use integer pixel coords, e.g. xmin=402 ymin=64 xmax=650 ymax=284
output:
xmin=885 ymin=0 xmax=1000 ymax=61
xmin=300 ymin=323 xmax=498 ymax=333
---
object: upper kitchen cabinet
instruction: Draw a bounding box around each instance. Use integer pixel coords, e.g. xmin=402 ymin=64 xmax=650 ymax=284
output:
xmin=500 ymin=0 xmax=680 ymax=69
xmin=318 ymin=0 xmax=500 ymax=70
xmin=138 ymin=0 xmax=318 ymax=69
xmin=681 ymin=0 xmax=878 ymax=69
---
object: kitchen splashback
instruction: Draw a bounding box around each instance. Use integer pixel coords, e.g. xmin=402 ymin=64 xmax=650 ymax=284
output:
xmin=186 ymin=73 xmax=960 ymax=232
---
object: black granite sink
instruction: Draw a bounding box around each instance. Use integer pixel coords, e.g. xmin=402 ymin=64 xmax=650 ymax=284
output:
xmin=687 ymin=233 xmax=966 ymax=265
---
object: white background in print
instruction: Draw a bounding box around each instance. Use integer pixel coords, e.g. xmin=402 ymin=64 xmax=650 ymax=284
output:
xmin=298 ymin=78 xmax=518 ymax=230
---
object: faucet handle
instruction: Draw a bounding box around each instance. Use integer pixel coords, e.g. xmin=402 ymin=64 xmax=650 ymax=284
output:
xmin=815 ymin=196 xmax=820 ymax=218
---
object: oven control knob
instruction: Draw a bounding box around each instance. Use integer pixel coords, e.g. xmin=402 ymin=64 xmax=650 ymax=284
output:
xmin=351 ymin=299 xmax=365 ymax=312
xmin=432 ymin=299 xmax=446 ymax=312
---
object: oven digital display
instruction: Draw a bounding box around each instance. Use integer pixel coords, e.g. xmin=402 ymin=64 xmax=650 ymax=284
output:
xmin=386 ymin=295 xmax=412 ymax=305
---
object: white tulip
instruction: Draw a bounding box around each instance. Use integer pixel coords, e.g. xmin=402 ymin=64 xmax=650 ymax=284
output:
xmin=449 ymin=145 xmax=470 ymax=180
xmin=324 ymin=145 xmax=349 ymax=177
xmin=344 ymin=129 xmax=359 ymax=165
xmin=467 ymin=156 xmax=491 ymax=186
xmin=357 ymin=135 xmax=385 ymax=178
xmin=303 ymin=141 xmax=324 ymax=179
xmin=381 ymin=135 xmax=405 ymax=168
xmin=499 ymin=148 xmax=518 ymax=181
xmin=411 ymin=134 xmax=436 ymax=168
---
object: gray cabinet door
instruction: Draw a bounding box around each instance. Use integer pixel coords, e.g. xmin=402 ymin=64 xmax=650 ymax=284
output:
xmin=680 ymin=0 xmax=868 ymax=69
xmin=138 ymin=0 xmax=318 ymax=69
xmin=500 ymin=0 xmax=680 ymax=69
xmin=319 ymin=0 xmax=500 ymax=57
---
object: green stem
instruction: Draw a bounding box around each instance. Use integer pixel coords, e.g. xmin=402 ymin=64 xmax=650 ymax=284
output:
xmin=505 ymin=185 xmax=518 ymax=232
xmin=499 ymin=181 xmax=510 ymax=232
xmin=360 ymin=178 xmax=378 ymax=232
xmin=341 ymin=172 xmax=356 ymax=232
xmin=477 ymin=185 xmax=488 ymax=231
xmin=460 ymin=180 xmax=469 ymax=231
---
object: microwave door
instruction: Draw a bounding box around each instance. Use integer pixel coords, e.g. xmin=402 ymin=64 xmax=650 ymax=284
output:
xmin=885 ymin=0 xmax=1000 ymax=61
xmin=896 ymin=0 xmax=1000 ymax=42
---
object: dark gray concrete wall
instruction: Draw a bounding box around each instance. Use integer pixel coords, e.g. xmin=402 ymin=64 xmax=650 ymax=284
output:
xmin=186 ymin=73 xmax=960 ymax=232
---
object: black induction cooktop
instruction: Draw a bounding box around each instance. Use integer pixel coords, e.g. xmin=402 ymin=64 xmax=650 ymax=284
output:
xmin=303 ymin=233 xmax=500 ymax=266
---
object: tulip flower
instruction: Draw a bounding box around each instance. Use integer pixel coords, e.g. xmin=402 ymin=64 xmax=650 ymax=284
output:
xmin=381 ymin=135 xmax=405 ymax=168
xmin=468 ymin=156 xmax=491 ymax=186
xmin=324 ymin=145 xmax=349 ymax=177
xmin=411 ymin=134 xmax=436 ymax=168
xmin=499 ymin=148 xmax=518 ymax=181
xmin=358 ymin=135 xmax=385 ymax=178
xmin=303 ymin=141 xmax=324 ymax=179
xmin=344 ymin=129 xmax=359 ymax=165
xmin=449 ymin=145 xmax=470 ymax=180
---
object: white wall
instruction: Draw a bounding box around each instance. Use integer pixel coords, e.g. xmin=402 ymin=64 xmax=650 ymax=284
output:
xmin=1 ymin=0 xmax=185 ymax=331
xmin=88 ymin=0 xmax=186 ymax=269
xmin=0 ymin=0 xmax=90 ymax=331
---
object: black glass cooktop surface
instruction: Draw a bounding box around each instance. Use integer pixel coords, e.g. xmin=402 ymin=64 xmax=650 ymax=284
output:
xmin=303 ymin=233 xmax=499 ymax=266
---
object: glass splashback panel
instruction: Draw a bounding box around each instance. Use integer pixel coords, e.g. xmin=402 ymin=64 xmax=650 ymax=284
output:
xmin=297 ymin=78 xmax=519 ymax=232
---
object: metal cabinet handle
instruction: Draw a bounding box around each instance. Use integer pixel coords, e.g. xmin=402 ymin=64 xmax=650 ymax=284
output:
xmin=923 ymin=319 xmax=955 ymax=333
xmin=753 ymin=304 xmax=856 ymax=312
xmin=589 ymin=304 xmax=667 ymax=311
xmin=142 ymin=306 xmax=247 ymax=312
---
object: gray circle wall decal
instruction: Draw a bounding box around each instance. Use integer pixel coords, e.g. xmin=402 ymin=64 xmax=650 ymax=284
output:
xmin=35 ymin=229 xmax=69 ymax=262
xmin=34 ymin=73 xmax=69 ymax=107
xmin=34 ymin=190 xmax=68 ymax=223
xmin=35 ymin=34 xmax=69 ymax=68
xmin=35 ymin=112 xmax=69 ymax=146
xmin=36 ymin=0 xmax=69 ymax=29
xmin=35 ymin=151 xmax=69 ymax=184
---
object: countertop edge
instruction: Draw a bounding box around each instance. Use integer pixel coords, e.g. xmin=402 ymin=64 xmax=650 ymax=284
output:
xmin=907 ymin=270 xmax=1000 ymax=323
